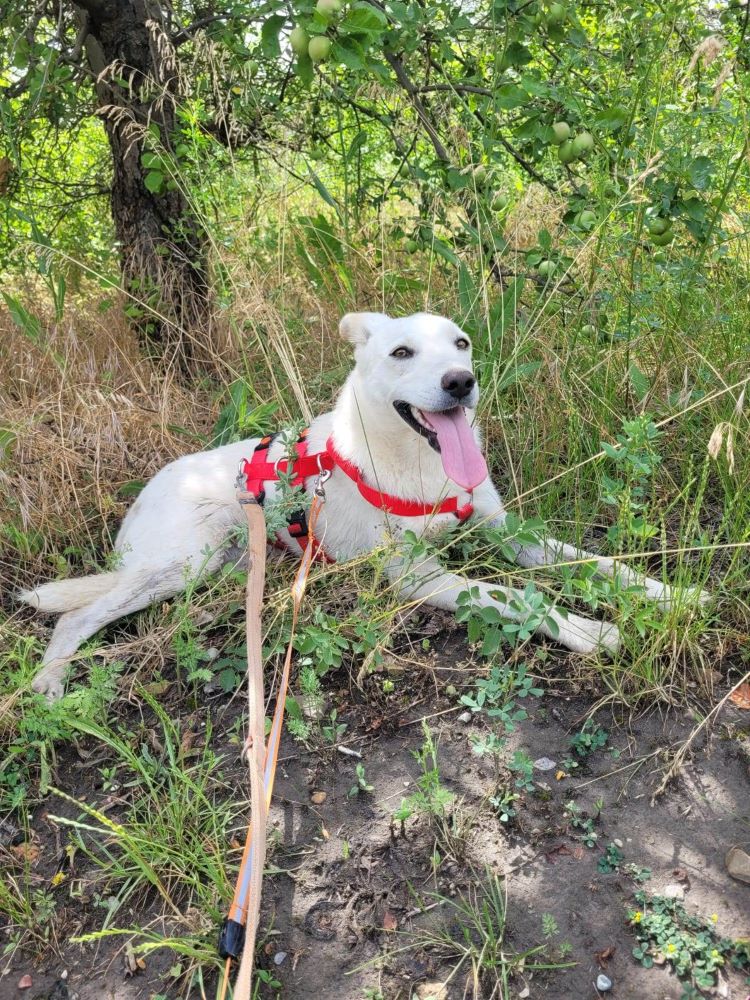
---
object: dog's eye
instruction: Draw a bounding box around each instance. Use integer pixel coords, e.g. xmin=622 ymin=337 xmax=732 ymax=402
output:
xmin=391 ymin=346 xmax=413 ymax=359
xmin=455 ymin=337 xmax=470 ymax=350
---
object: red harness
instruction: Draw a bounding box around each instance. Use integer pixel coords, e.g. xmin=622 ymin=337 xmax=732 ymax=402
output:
xmin=241 ymin=428 xmax=475 ymax=562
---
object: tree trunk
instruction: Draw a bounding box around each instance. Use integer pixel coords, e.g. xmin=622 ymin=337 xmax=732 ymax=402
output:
xmin=76 ymin=0 xmax=210 ymax=364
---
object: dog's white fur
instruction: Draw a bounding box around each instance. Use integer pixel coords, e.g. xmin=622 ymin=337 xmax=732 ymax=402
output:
xmin=22 ymin=311 xmax=705 ymax=699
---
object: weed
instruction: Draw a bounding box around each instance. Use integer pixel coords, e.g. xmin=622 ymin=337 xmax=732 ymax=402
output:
xmin=563 ymin=720 xmax=610 ymax=775
xmin=415 ymin=871 xmax=575 ymax=995
xmin=460 ymin=662 xmax=543 ymax=733
xmin=564 ymin=799 xmax=603 ymax=849
xmin=598 ymin=842 xmax=625 ymax=872
xmin=570 ymin=719 xmax=609 ymax=757
xmin=393 ymin=722 xmax=453 ymax=829
xmin=629 ymin=892 xmax=750 ymax=996
xmin=348 ymin=763 xmax=374 ymax=797
xmin=457 ymin=582 xmax=562 ymax=658
xmin=489 ymin=788 xmax=520 ymax=824
xmin=47 ymin=692 xmax=240 ymax=922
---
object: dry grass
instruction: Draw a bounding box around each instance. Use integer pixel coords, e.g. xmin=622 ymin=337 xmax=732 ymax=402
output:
xmin=0 ymin=300 xmax=214 ymax=593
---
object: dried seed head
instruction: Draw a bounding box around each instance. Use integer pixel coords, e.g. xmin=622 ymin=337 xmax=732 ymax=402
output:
xmin=707 ymin=423 xmax=725 ymax=461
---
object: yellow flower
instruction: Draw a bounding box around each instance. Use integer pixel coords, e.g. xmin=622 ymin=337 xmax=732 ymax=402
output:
xmin=50 ymin=871 xmax=67 ymax=887
xmin=710 ymin=913 xmax=718 ymax=923
xmin=711 ymin=949 xmax=720 ymax=959
xmin=632 ymin=911 xmax=642 ymax=923
xmin=667 ymin=943 xmax=677 ymax=953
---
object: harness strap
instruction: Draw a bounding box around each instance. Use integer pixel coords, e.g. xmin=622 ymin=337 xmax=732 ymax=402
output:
xmin=325 ymin=436 xmax=474 ymax=521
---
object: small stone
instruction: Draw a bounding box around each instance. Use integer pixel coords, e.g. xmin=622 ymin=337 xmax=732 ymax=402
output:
xmin=613 ymin=838 xmax=623 ymax=848
xmin=457 ymin=711 xmax=472 ymax=724
xmin=18 ymin=975 xmax=33 ymax=990
xmin=415 ymin=982 xmax=447 ymax=999
xmin=310 ymin=790 xmax=327 ymax=805
xmin=204 ymin=646 xmax=220 ymax=661
xmin=533 ymin=756 xmax=556 ymax=771
xmin=273 ymin=951 xmax=287 ymax=966
xmin=663 ymin=883 xmax=685 ymax=900
xmin=595 ymin=973 xmax=612 ymax=992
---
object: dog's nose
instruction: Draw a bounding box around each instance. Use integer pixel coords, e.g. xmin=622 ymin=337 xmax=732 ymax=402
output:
xmin=441 ymin=368 xmax=476 ymax=401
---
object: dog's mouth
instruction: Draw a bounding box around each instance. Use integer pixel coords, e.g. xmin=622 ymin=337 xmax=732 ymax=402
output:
xmin=393 ymin=400 xmax=488 ymax=490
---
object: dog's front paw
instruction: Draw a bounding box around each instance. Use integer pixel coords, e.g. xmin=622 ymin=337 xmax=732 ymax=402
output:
xmin=31 ymin=666 xmax=66 ymax=702
xmin=555 ymin=613 xmax=620 ymax=657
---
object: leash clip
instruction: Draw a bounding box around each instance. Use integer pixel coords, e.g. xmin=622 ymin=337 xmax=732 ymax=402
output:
xmin=314 ymin=458 xmax=332 ymax=500
xmin=235 ymin=460 xmax=247 ymax=492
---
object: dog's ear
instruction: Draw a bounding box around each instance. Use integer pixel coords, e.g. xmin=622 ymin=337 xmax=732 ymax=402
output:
xmin=339 ymin=312 xmax=388 ymax=346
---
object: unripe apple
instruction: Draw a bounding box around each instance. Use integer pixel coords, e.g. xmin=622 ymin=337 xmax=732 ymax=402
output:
xmin=646 ymin=216 xmax=671 ymax=236
xmin=550 ymin=121 xmax=571 ymax=145
xmin=572 ymin=131 xmax=594 ymax=156
xmin=558 ymin=139 xmax=576 ymax=164
xmin=650 ymin=230 xmax=674 ymax=246
xmin=290 ymin=25 xmax=310 ymax=55
xmin=316 ymin=0 xmax=342 ymax=16
xmin=308 ymin=35 xmax=332 ymax=62
xmin=405 ymin=239 xmax=419 ymax=253
xmin=546 ymin=3 xmax=567 ymax=24
xmin=579 ymin=209 xmax=597 ymax=229
xmin=538 ymin=259 xmax=556 ymax=278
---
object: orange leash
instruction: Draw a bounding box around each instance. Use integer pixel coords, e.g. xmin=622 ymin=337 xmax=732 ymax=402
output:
xmin=218 ymin=468 xmax=330 ymax=1000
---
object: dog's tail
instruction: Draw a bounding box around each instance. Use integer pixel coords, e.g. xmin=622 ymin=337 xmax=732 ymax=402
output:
xmin=19 ymin=572 xmax=122 ymax=613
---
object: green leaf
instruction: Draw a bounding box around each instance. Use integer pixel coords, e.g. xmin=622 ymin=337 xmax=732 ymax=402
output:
xmin=333 ymin=37 xmax=366 ymax=70
xmin=628 ymin=362 xmax=650 ymax=401
xmin=306 ymin=166 xmax=341 ymax=218
xmin=295 ymin=52 xmax=314 ymax=85
xmin=496 ymin=84 xmax=528 ymax=110
xmin=431 ymin=238 xmax=459 ymax=266
xmin=594 ymin=105 xmax=629 ymax=132
xmin=687 ymin=155 xmax=715 ymax=191
xmin=144 ymin=170 xmax=164 ymax=193
xmin=341 ymin=3 xmax=387 ymax=38
xmin=117 ymin=479 xmax=146 ymax=498
xmin=261 ymin=15 xmax=286 ymax=60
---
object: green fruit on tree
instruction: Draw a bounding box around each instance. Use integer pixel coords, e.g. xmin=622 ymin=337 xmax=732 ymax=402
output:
xmin=572 ymin=131 xmax=594 ymax=156
xmin=558 ymin=139 xmax=576 ymax=164
xmin=538 ymin=259 xmax=556 ymax=278
xmin=652 ymin=251 xmax=667 ymax=264
xmin=246 ymin=59 xmax=259 ymax=78
xmin=290 ymin=25 xmax=310 ymax=55
xmin=399 ymin=162 xmax=410 ymax=178
xmin=491 ymin=191 xmax=509 ymax=211
xmin=581 ymin=324 xmax=597 ymax=336
xmin=546 ymin=3 xmax=567 ymax=24
xmin=473 ymin=164 xmax=487 ymax=184
xmin=646 ymin=216 xmax=671 ymax=236
xmin=579 ymin=209 xmax=597 ymax=229
xmin=650 ymin=230 xmax=674 ymax=246
xmin=309 ymin=146 xmax=325 ymax=161
xmin=405 ymin=239 xmax=419 ymax=253
xmin=550 ymin=121 xmax=571 ymax=145
xmin=308 ymin=35 xmax=332 ymax=62
xmin=316 ymin=0 xmax=342 ymax=16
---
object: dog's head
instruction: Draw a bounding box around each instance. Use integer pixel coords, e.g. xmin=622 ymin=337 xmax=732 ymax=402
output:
xmin=339 ymin=311 xmax=487 ymax=489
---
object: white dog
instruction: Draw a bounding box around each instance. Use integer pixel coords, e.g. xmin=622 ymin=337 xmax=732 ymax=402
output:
xmin=22 ymin=312 xmax=703 ymax=699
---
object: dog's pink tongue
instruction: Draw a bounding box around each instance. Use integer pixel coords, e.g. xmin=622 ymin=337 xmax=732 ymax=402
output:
xmin=423 ymin=408 xmax=488 ymax=490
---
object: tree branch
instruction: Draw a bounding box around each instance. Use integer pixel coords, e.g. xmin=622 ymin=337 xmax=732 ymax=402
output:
xmin=383 ymin=51 xmax=450 ymax=162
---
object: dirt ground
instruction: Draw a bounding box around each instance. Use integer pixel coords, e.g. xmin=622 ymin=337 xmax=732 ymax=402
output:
xmin=2 ymin=625 xmax=749 ymax=1000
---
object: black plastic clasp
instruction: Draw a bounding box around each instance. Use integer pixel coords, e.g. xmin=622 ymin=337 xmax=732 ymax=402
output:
xmin=218 ymin=917 xmax=246 ymax=959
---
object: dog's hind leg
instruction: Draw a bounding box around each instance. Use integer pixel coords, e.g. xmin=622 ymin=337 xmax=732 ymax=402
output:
xmin=386 ymin=554 xmax=620 ymax=655
xmin=31 ymin=568 xmax=186 ymax=700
